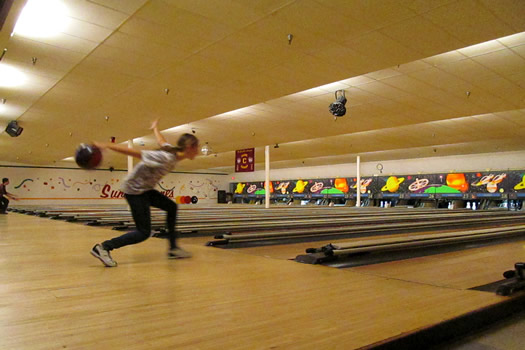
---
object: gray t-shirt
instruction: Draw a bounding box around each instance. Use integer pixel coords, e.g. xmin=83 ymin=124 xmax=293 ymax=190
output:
xmin=120 ymin=148 xmax=178 ymax=195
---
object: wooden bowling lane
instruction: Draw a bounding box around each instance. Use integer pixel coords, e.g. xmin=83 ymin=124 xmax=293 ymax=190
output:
xmin=223 ymin=227 xmax=525 ymax=291
xmin=350 ymin=239 xmax=525 ymax=290
xmin=0 ymin=212 xmax=514 ymax=350
xmin=216 ymin=227 xmax=469 ymax=260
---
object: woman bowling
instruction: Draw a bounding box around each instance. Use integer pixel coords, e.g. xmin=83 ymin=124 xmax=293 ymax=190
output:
xmin=90 ymin=120 xmax=199 ymax=267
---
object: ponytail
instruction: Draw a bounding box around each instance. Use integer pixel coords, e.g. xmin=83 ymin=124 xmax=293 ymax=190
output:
xmin=163 ymin=133 xmax=199 ymax=154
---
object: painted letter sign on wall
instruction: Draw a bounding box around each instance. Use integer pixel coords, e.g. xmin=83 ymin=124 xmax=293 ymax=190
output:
xmin=235 ymin=148 xmax=255 ymax=172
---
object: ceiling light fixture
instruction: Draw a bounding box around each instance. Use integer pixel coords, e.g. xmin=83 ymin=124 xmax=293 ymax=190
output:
xmin=13 ymin=0 xmax=69 ymax=39
xmin=201 ymin=142 xmax=212 ymax=156
xmin=0 ymin=64 xmax=26 ymax=87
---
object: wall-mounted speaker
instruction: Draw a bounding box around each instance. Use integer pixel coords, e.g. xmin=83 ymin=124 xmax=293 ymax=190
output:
xmin=5 ymin=120 xmax=23 ymax=137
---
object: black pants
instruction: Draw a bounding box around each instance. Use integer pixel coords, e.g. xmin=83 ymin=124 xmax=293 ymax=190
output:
xmin=0 ymin=196 xmax=8 ymax=213
xmin=102 ymin=190 xmax=178 ymax=251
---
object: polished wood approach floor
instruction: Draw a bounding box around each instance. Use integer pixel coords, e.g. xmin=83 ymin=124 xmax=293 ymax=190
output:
xmin=1 ymin=213 xmax=523 ymax=349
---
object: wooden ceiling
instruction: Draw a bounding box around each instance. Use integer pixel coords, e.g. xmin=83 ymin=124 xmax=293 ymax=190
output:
xmin=0 ymin=0 xmax=524 ymax=173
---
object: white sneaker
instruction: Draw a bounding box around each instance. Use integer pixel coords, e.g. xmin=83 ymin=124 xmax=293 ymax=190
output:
xmin=168 ymin=247 xmax=192 ymax=259
xmin=91 ymin=244 xmax=117 ymax=267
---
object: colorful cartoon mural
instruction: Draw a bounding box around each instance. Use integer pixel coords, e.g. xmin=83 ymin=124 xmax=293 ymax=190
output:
xmin=230 ymin=169 xmax=525 ymax=200
xmin=293 ymin=180 xmax=308 ymax=194
xmin=446 ymin=173 xmax=469 ymax=192
xmin=234 ymin=183 xmax=246 ymax=194
xmin=275 ymin=181 xmax=290 ymax=194
xmin=1 ymin=167 xmax=225 ymax=204
xmin=407 ymin=176 xmax=430 ymax=193
xmin=471 ymin=173 xmax=506 ymax=193
xmin=334 ymin=178 xmax=349 ymax=193
xmin=514 ymin=174 xmax=525 ymax=190
xmin=381 ymin=176 xmax=405 ymax=193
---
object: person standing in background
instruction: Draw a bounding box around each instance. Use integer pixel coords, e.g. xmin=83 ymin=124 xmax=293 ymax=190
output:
xmin=0 ymin=178 xmax=18 ymax=214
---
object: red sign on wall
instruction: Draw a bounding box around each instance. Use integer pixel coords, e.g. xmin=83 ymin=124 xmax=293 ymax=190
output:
xmin=235 ymin=148 xmax=255 ymax=172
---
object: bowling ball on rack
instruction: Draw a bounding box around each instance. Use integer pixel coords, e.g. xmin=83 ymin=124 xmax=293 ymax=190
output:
xmin=75 ymin=144 xmax=102 ymax=169
xmin=184 ymin=196 xmax=191 ymax=204
xmin=191 ymin=196 xmax=198 ymax=204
